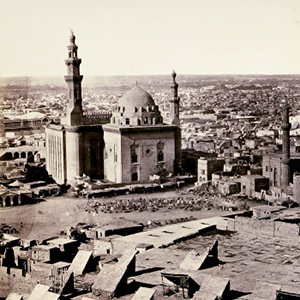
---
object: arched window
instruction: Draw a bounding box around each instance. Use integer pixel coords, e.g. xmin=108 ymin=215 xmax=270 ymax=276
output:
xmin=144 ymin=117 xmax=148 ymax=124
xmin=158 ymin=150 xmax=164 ymax=162
xmin=5 ymin=196 xmax=11 ymax=207
xmin=274 ymin=167 xmax=278 ymax=186
xmin=131 ymin=144 xmax=139 ymax=163
xmin=131 ymin=152 xmax=138 ymax=163
xmin=157 ymin=141 xmax=164 ymax=162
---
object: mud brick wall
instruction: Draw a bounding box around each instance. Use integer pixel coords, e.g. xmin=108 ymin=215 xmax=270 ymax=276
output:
xmin=93 ymin=240 xmax=113 ymax=255
xmin=275 ymin=221 xmax=299 ymax=237
xmin=227 ymin=217 xmax=300 ymax=238
xmin=30 ymin=261 xmax=51 ymax=285
xmin=233 ymin=216 xmax=274 ymax=236
xmin=0 ymin=266 xmax=32 ymax=297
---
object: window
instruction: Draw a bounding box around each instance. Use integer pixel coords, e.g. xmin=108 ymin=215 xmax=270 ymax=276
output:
xmin=144 ymin=117 xmax=148 ymax=124
xmin=274 ymin=167 xmax=278 ymax=186
xmin=158 ymin=150 xmax=164 ymax=162
xmin=266 ymin=166 xmax=268 ymax=172
xmin=125 ymin=118 xmax=130 ymax=125
xmin=202 ymin=170 xmax=205 ymax=175
xmin=157 ymin=141 xmax=165 ymax=162
xmin=131 ymin=172 xmax=138 ymax=182
xmin=131 ymin=144 xmax=139 ymax=163
xmin=131 ymin=152 xmax=138 ymax=163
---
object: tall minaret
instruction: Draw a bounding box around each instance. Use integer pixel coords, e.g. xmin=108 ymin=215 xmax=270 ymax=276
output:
xmin=169 ymin=71 xmax=182 ymax=173
xmin=281 ymin=100 xmax=291 ymax=187
xmin=169 ymin=70 xmax=180 ymax=125
xmin=64 ymin=31 xmax=83 ymax=126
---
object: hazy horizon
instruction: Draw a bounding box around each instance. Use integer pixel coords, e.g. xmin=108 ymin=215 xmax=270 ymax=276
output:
xmin=1 ymin=0 xmax=300 ymax=77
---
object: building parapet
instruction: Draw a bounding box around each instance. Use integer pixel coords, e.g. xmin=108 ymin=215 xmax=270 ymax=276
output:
xmin=83 ymin=111 xmax=112 ymax=125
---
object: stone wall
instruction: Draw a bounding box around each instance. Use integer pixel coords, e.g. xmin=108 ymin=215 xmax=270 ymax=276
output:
xmin=227 ymin=216 xmax=299 ymax=238
xmin=0 ymin=266 xmax=32 ymax=297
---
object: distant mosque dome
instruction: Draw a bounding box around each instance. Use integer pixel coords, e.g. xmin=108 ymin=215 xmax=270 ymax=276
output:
xmin=118 ymin=85 xmax=156 ymax=112
xmin=112 ymin=84 xmax=163 ymax=126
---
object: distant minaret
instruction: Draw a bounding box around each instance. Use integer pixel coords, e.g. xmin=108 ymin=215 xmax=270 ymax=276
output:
xmin=169 ymin=70 xmax=180 ymax=125
xmin=169 ymin=71 xmax=182 ymax=173
xmin=281 ymin=100 xmax=291 ymax=187
xmin=64 ymin=31 xmax=83 ymax=126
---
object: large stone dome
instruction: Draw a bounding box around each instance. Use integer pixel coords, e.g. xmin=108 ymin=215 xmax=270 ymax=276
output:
xmin=118 ymin=85 xmax=156 ymax=112
xmin=111 ymin=84 xmax=163 ymax=126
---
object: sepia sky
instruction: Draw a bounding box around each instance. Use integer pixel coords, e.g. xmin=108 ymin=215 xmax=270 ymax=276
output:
xmin=1 ymin=0 xmax=300 ymax=76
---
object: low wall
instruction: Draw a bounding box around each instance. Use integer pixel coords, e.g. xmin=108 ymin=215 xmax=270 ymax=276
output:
xmin=0 ymin=266 xmax=32 ymax=297
xmin=228 ymin=216 xmax=300 ymax=238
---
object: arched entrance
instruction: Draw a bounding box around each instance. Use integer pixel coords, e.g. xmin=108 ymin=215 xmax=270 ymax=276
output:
xmin=14 ymin=152 xmax=19 ymax=159
xmin=13 ymin=196 xmax=19 ymax=206
xmin=5 ymin=196 xmax=11 ymax=207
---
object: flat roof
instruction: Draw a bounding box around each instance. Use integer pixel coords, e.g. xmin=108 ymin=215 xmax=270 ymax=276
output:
xmin=113 ymin=218 xmax=225 ymax=250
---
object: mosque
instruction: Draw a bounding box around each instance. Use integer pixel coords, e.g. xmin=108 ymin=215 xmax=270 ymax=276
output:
xmin=262 ymin=101 xmax=300 ymax=202
xmin=46 ymin=33 xmax=181 ymax=185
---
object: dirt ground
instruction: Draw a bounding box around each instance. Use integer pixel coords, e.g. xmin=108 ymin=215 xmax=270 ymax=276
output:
xmin=0 ymin=188 xmax=239 ymax=240
xmin=2 ymin=188 xmax=298 ymax=299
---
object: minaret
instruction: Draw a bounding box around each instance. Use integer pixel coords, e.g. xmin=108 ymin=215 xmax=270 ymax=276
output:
xmin=64 ymin=31 xmax=83 ymax=126
xmin=169 ymin=70 xmax=180 ymax=125
xmin=281 ymin=100 xmax=291 ymax=187
xmin=169 ymin=71 xmax=182 ymax=174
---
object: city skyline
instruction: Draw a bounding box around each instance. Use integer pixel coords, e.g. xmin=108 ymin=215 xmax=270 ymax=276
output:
xmin=1 ymin=0 xmax=300 ymax=77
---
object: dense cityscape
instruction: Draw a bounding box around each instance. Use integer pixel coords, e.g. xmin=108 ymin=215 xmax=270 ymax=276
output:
xmin=2 ymin=0 xmax=300 ymax=295
xmin=1 ymin=67 xmax=300 ymax=299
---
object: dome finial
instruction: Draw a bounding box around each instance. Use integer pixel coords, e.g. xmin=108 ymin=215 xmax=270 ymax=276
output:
xmin=69 ymin=29 xmax=75 ymax=43
xmin=172 ymin=70 xmax=177 ymax=82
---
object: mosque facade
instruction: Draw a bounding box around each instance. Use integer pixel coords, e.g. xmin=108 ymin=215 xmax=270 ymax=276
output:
xmin=45 ymin=33 xmax=181 ymax=185
xmin=262 ymin=102 xmax=300 ymax=201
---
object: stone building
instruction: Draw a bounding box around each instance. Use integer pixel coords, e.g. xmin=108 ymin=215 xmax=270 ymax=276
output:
xmin=103 ymin=72 xmax=181 ymax=183
xmin=262 ymin=102 xmax=300 ymax=201
xmin=240 ymin=175 xmax=269 ymax=198
xmin=197 ymin=158 xmax=225 ymax=182
xmin=46 ymin=33 xmax=181 ymax=185
xmin=46 ymin=33 xmax=112 ymax=185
